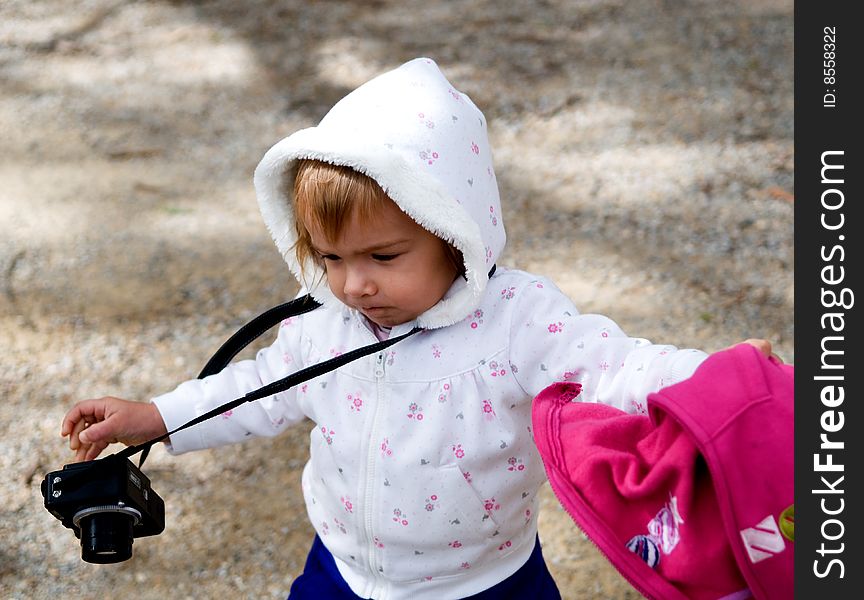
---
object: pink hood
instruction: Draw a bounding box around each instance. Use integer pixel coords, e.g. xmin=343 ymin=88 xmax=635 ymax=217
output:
xmin=532 ymin=344 xmax=793 ymax=600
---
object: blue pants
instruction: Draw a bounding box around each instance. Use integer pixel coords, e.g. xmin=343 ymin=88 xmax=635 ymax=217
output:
xmin=288 ymin=535 xmax=561 ymax=599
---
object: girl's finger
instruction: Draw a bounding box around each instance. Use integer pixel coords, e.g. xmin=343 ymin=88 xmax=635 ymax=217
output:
xmin=62 ymin=401 xmax=95 ymax=437
xmin=69 ymin=418 xmax=89 ymax=451
xmin=83 ymin=440 xmax=109 ymax=462
xmin=74 ymin=443 xmax=90 ymax=463
xmin=61 ymin=406 xmax=82 ymax=437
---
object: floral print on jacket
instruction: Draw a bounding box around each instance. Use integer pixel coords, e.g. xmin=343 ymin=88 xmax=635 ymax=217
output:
xmin=153 ymin=268 xmax=705 ymax=592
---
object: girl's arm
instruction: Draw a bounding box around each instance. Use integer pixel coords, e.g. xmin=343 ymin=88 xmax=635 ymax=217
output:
xmin=509 ymin=276 xmax=707 ymax=414
xmin=151 ymin=317 xmax=308 ymax=454
xmin=60 ymin=316 xmax=307 ymax=460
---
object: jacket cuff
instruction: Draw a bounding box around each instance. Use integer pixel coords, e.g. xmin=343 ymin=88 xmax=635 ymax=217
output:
xmin=664 ymin=349 xmax=708 ymax=388
xmin=151 ymin=381 xmax=207 ymax=454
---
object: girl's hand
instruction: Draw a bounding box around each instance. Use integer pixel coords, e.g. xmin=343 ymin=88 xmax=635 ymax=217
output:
xmin=60 ymin=397 xmax=168 ymax=462
xmin=737 ymin=338 xmax=783 ymax=363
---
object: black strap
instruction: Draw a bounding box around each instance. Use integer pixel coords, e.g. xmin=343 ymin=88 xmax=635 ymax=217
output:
xmin=201 ymin=266 xmax=495 ymax=379
xmin=197 ymin=294 xmax=322 ymax=379
xmin=115 ymin=264 xmax=498 ymax=467
xmin=114 ymin=294 xmax=420 ymax=466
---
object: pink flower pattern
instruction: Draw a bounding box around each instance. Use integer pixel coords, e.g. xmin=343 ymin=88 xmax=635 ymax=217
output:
xmin=507 ymin=456 xmax=525 ymax=472
xmin=488 ymin=361 xmax=506 ymax=377
xmin=419 ymin=149 xmax=439 ymax=165
xmin=320 ymin=426 xmax=335 ymax=445
xmin=438 ymin=383 xmax=450 ymax=403
xmin=482 ymin=399 xmax=496 ymax=421
xmin=562 ymin=369 xmax=581 ymax=382
xmin=407 ymin=402 xmax=424 ymax=421
xmin=488 ymin=205 xmax=498 ymax=227
xmin=392 ymin=508 xmax=409 ymax=526
xmin=417 ymin=112 xmax=435 ymax=128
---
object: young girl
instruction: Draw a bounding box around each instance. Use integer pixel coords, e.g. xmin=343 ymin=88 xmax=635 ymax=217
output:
xmin=61 ymin=58 xmax=772 ymax=599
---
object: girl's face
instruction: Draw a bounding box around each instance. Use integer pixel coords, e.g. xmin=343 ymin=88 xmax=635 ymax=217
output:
xmin=306 ymin=198 xmax=459 ymax=327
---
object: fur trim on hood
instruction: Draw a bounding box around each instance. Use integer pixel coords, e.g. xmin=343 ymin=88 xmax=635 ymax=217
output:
xmin=253 ymin=58 xmax=505 ymax=329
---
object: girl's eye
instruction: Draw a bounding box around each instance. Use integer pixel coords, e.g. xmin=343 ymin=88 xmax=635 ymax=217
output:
xmin=320 ymin=254 xmax=341 ymax=261
xmin=372 ymin=254 xmax=399 ymax=262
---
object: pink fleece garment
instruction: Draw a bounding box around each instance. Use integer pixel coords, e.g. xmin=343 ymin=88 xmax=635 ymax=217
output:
xmin=532 ymin=344 xmax=793 ymax=600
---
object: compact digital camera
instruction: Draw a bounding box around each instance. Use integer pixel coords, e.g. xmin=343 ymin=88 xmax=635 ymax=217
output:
xmin=41 ymin=455 xmax=165 ymax=563
xmin=39 ymin=293 xmax=391 ymax=565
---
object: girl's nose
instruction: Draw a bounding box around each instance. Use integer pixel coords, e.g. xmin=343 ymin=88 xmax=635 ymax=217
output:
xmin=343 ymin=267 xmax=376 ymax=298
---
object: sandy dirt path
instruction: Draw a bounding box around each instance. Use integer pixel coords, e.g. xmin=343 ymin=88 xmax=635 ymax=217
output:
xmin=1 ymin=1 xmax=792 ymax=597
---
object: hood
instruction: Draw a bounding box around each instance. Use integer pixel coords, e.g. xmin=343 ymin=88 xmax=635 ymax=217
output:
xmin=253 ymin=58 xmax=505 ymax=329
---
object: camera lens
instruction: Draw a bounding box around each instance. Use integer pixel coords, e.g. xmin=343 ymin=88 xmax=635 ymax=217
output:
xmin=79 ymin=512 xmax=135 ymax=563
xmin=73 ymin=505 xmax=141 ymax=564
xmin=80 ymin=512 xmax=135 ymax=563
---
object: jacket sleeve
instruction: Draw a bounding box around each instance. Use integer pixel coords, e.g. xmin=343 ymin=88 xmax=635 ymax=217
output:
xmin=151 ymin=316 xmax=308 ymax=454
xmin=508 ymin=276 xmax=706 ymax=414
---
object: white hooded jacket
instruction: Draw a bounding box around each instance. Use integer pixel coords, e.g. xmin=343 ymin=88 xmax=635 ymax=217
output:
xmin=153 ymin=58 xmax=706 ymax=599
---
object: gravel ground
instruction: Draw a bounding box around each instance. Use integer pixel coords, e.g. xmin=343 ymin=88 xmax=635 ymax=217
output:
xmin=1 ymin=1 xmax=792 ymax=598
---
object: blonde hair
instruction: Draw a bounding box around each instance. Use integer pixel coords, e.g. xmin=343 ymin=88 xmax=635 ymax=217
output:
xmin=291 ymin=159 xmax=464 ymax=283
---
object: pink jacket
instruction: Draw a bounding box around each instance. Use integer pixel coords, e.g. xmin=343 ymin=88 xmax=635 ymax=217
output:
xmin=532 ymin=344 xmax=793 ymax=600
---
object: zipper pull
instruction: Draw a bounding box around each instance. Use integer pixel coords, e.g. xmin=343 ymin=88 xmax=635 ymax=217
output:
xmin=375 ymin=353 xmax=385 ymax=378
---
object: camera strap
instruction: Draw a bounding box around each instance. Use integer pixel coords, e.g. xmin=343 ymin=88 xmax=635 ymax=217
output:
xmin=115 ymin=264 xmax=496 ymax=467
xmin=114 ymin=293 xmax=421 ymax=467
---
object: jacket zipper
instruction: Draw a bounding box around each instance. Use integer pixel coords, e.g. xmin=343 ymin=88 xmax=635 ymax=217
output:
xmin=362 ymin=352 xmax=387 ymax=597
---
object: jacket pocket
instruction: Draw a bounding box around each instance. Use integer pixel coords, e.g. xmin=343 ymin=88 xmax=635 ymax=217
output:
xmin=304 ymin=429 xmax=356 ymax=555
xmin=379 ymin=463 xmax=502 ymax=582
